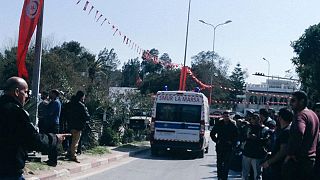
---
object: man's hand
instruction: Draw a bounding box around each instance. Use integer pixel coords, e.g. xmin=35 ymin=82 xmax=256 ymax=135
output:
xmin=284 ymin=155 xmax=297 ymax=163
xmin=56 ymin=133 xmax=72 ymax=143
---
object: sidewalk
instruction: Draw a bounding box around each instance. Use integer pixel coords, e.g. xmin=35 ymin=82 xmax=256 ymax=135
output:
xmin=24 ymin=142 xmax=150 ymax=180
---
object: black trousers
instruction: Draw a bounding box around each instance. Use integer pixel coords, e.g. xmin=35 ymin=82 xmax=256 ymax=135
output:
xmin=216 ymin=149 xmax=233 ymax=180
xmin=282 ymin=157 xmax=315 ymax=180
xmin=47 ymin=124 xmax=59 ymax=163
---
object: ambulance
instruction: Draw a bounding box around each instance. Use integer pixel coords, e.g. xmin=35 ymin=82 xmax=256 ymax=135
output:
xmin=150 ymin=91 xmax=210 ymax=158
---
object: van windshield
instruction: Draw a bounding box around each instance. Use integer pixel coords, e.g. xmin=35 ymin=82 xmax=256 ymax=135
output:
xmin=156 ymin=103 xmax=201 ymax=123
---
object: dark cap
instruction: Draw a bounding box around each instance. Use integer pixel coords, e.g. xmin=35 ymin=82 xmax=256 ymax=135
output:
xmin=50 ymin=89 xmax=61 ymax=97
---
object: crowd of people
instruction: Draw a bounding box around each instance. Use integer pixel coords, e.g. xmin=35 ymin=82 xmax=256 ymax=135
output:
xmin=211 ymin=91 xmax=320 ymax=180
xmin=37 ymin=89 xmax=91 ymax=166
xmin=0 ymin=77 xmax=90 ymax=180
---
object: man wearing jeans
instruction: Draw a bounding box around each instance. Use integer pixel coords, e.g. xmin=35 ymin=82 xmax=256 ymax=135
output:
xmin=242 ymin=113 xmax=270 ymax=180
xmin=67 ymin=91 xmax=90 ymax=163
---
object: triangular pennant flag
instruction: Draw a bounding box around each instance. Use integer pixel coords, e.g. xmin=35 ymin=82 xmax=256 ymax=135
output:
xmin=95 ymin=10 xmax=99 ymax=19
xmin=96 ymin=14 xmax=103 ymax=22
xmin=76 ymin=0 xmax=82 ymax=5
xmin=88 ymin=6 xmax=94 ymax=14
xmin=126 ymin=38 xmax=129 ymax=44
xmin=83 ymin=1 xmax=89 ymax=11
xmin=123 ymin=36 xmax=126 ymax=43
xmin=101 ymin=18 xmax=107 ymax=26
xmin=113 ymin=28 xmax=118 ymax=36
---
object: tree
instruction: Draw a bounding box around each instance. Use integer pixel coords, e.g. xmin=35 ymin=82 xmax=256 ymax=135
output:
xmin=230 ymin=63 xmax=247 ymax=92
xmin=159 ymin=53 xmax=172 ymax=69
xmin=139 ymin=69 xmax=180 ymax=94
xmin=121 ymin=58 xmax=140 ymax=87
xmin=191 ymin=51 xmax=231 ymax=102
xmin=291 ymin=23 xmax=320 ymax=103
xmin=229 ymin=63 xmax=247 ymax=101
xmin=40 ymin=41 xmax=91 ymax=93
xmin=141 ymin=48 xmax=162 ymax=77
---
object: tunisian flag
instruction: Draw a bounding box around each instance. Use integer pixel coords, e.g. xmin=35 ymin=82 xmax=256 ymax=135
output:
xmin=17 ymin=0 xmax=44 ymax=79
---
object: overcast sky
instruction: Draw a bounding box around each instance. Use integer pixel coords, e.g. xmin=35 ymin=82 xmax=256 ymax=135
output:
xmin=1 ymin=0 xmax=319 ymax=84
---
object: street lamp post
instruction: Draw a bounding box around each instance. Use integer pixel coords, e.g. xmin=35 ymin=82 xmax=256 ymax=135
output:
xmin=263 ymin=57 xmax=270 ymax=105
xmin=199 ymin=19 xmax=232 ymax=104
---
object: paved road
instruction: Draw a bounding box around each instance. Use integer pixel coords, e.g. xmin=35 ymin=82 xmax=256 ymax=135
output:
xmin=77 ymin=141 xmax=241 ymax=180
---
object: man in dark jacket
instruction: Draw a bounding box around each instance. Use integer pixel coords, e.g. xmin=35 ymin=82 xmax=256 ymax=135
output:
xmin=283 ymin=91 xmax=319 ymax=180
xmin=242 ymin=113 xmax=270 ymax=180
xmin=0 ymin=77 xmax=70 ymax=179
xmin=67 ymin=91 xmax=90 ymax=163
xmin=210 ymin=111 xmax=238 ymax=180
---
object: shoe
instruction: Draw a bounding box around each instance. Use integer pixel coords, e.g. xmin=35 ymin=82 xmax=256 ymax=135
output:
xmin=65 ymin=153 xmax=71 ymax=159
xmin=69 ymin=157 xmax=80 ymax=163
xmin=45 ymin=160 xmax=57 ymax=167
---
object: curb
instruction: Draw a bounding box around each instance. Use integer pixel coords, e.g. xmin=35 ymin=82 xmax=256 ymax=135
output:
xmin=26 ymin=147 xmax=150 ymax=180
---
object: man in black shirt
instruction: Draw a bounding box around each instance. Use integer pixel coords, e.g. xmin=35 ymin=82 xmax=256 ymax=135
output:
xmin=210 ymin=111 xmax=238 ymax=180
xmin=0 ymin=77 xmax=70 ymax=179
xmin=261 ymin=108 xmax=293 ymax=180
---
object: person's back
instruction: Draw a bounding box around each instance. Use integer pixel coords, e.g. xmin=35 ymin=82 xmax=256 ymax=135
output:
xmin=68 ymin=100 xmax=90 ymax=131
xmin=47 ymin=97 xmax=61 ymax=132
xmin=66 ymin=91 xmax=90 ymax=163
xmin=38 ymin=98 xmax=49 ymax=133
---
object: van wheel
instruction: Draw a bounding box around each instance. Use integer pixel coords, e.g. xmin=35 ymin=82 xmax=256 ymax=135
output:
xmin=205 ymin=146 xmax=209 ymax=154
xmin=198 ymin=149 xmax=205 ymax=158
xmin=151 ymin=147 xmax=158 ymax=156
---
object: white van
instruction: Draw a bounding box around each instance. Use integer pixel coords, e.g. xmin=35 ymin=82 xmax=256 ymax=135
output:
xmin=150 ymin=91 xmax=210 ymax=158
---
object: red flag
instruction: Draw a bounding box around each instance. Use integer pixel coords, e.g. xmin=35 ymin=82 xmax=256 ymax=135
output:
xmin=17 ymin=0 xmax=44 ymax=79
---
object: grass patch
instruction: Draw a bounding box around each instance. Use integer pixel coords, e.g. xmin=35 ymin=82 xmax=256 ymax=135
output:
xmin=86 ymin=146 xmax=111 ymax=155
xmin=25 ymin=162 xmax=50 ymax=173
xmin=118 ymin=144 xmax=139 ymax=149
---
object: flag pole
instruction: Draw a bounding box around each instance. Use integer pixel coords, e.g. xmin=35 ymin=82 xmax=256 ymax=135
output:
xmin=179 ymin=0 xmax=191 ymax=91
xmin=30 ymin=0 xmax=44 ymax=125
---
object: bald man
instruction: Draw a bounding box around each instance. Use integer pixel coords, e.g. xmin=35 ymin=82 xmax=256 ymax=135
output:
xmin=0 ymin=77 xmax=70 ymax=179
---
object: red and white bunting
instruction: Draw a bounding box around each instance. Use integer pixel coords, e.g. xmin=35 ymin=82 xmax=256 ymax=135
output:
xmin=74 ymin=0 xmax=146 ymax=56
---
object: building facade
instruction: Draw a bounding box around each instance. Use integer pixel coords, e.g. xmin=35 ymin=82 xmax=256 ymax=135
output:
xmin=236 ymin=79 xmax=297 ymax=113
